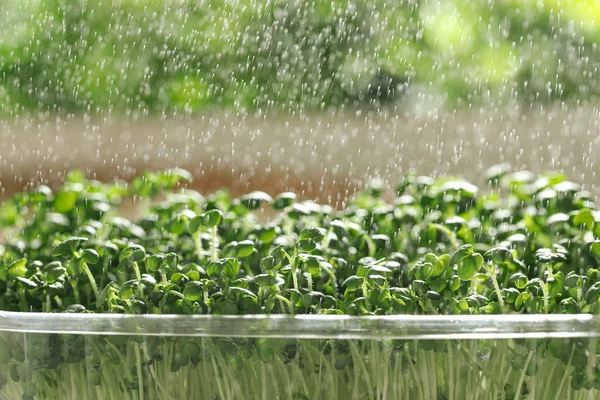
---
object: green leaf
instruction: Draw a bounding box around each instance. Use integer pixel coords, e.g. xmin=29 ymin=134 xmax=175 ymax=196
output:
xmin=160 ymin=168 xmax=193 ymax=186
xmin=419 ymin=262 xmax=433 ymax=280
xmin=190 ymin=210 xmax=223 ymax=232
xmin=188 ymin=216 xmax=202 ymax=234
xmin=573 ymin=209 xmax=595 ymax=227
xmin=515 ymin=292 xmax=530 ymax=311
xmin=16 ymin=277 xmax=37 ymax=290
xmin=457 ymin=299 xmax=469 ymax=312
xmin=298 ymin=227 xmax=326 ymax=242
xmin=66 ymin=170 xmax=86 ymax=183
xmin=52 ymin=237 xmax=88 ymax=257
xmin=303 ymin=257 xmax=321 ymax=275
xmin=510 ymin=272 xmax=529 ymax=289
xmin=269 ymin=245 xmax=287 ymax=258
xmin=97 ymin=282 xmax=116 ymax=308
xmin=297 ymin=239 xmax=317 ymax=253
xmin=206 ymin=262 xmax=220 ymax=278
xmin=253 ymin=274 xmax=283 ymax=287
xmin=546 ymin=213 xmax=569 ymax=226
xmin=221 ymin=258 xmax=240 ymax=279
xmin=258 ymin=227 xmax=277 ymax=243
xmin=71 ymin=258 xmax=84 ymax=275
xmin=183 ymin=281 xmax=203 ymax=301
xmin=229 ymin=286 xmax=257 ymax=298
xmin=259 ymin=256 xmax=275 ymax=271
xmin=44 ymin=261 xmax=66 ymax=283
xmin=585 ymin=282 xmax=600 ymax=304
xmin=256 ymin=339 xmax=274 ymax=363
xmin=207 ymin=258 xmax=239 ymax=279
xmin=412 ymin=280 xmax=428 ymax=294
xmin=81 ymin=249 xmax=100 ymax=264
xmin=483 ymin=247 xmax=514 ymax=264
xmin=54 ymin=190 xmax=78 ymax=214
xmin=457 ymin=253 xmax=483 ymax=281
xmin=240 ymin=191 xmax=273 ymax=210
xmin=7 ymin=259 xmax=28 ymax=279
xmin=329 ymin=220 xmax=348 ymax=237
xmin=146 ymin=254 xmax=165 ymax=272
xmin=342 ymin=276 xmax=364 ymax=291
xmin=235 ymin=240 xmax=255 ymax=258
xmin=119 ymin=281 xmax=136 ymax=300
xmin=164 ymin=253 xmax=179 ymax=269
xmin=561 ymin=297 xmax=580 ymax=314
xmin=335 ymin=355 xmax=352 ymax=370
xmin=535 ymin=248 xmax=566 ymax=264
xmin=65 ymin=304 xmax=86 ymax=313
xmin=203 ymin=209 xmax=223 ymax=227
xmin=368 ymin=274 xmax=387 ymax=288
xmin=272 ymin=192 xmax=296 ymax=210
xmin=31 ymin=185 xmax=53 ymax=200
xmin=485 ymin=164 xmax=511 ymax=185
xmin=119 ymin=244 xmax=146 ymax=263
xmin=431 ymin=254 xmax=450 ymax=277
xmin=426 ymin=290 xmax=441 ymax=301
xmin=449 ymin=275 xmax=461 ymax=291
xmin=449 ymin=244 xmax=475 ymax=267
xmin=183 ymin=342 xmax=201 ymax=359
xmin=46 ymin=282 xmax=65 ymax=298
xmin=168 ymin=216 xmax=187 ymax=235
xmin=502 ymin=288 xmax=520 ymax=304
xmin=590 ymin=241 xmax=600 ymax=259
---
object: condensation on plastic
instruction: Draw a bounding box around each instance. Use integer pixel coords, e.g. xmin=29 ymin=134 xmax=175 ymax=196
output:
xmin=1 ymin=311 xmax=599 ymax=339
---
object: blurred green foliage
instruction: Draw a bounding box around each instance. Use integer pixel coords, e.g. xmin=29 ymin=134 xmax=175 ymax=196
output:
xmin=1 ymin=0 xmax=600 ymax=114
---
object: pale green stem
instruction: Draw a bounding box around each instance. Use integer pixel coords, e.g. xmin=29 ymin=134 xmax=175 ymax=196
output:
xmin=281 ymin=250 xmax=298 ymax=291
xmin=211 ymin=226 xmax=218 ymax=261
xmin=82 ymin=263 xmax=100 ymax=302
xmin=72 ymin=279 xmax=81 ymax=304
xmin=448 ymin=342 xmax=455 ymax=400
xmin=487 ymin=262 xmax=505 ymax=313
xmin=276 ymin=294 xmax=294 ymax=314
xmin=514 ymin=351 xmax=534 ymax=400
xmin=194 ymin=232 xmax=204 ymax=262
xmin=291 ymin=269 xmax=299 ymax=291
xmin=54 ymin=296 xmax=64 ymax=309
xmin=168 ymin=290 xmax=186 ymax=300
xmin=555 ymin=351 xmax=574 ymax=400
xmin=134 ymin=343 xmax=144 ymax=400
xmin=362 ymin=280 xmax=370 ymax=309
xmin=541 ymin=281 xmax=550 ymax=314
xmin=132 ymin=262 xmax=144 ymax=298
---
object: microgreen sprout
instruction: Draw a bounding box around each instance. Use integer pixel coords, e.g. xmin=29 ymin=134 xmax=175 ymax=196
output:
xmin=0 ymin=167 xmax=599 ymax=399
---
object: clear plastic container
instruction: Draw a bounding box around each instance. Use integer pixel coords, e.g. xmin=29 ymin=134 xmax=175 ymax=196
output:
xmin=1 ymin=312 xmax=599 ymax=400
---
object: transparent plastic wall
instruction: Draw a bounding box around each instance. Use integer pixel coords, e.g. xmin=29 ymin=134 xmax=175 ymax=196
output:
xmin=1 ymin=313 xmax=599 ymax=400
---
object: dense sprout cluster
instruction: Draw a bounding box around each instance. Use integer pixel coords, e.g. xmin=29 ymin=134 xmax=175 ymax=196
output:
xmin=0 ymin=166 xmax=599 ymax=317
xmin=1 ymin=167 xmax=600 ymax=399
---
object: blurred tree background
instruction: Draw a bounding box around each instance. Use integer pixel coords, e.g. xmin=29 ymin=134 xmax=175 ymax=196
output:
xmin=1 ymin=0 xmax=599 ymax=115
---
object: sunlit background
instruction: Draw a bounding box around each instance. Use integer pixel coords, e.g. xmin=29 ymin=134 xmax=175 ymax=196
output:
xmin=0 ymin=0 xmax=598 ymax=201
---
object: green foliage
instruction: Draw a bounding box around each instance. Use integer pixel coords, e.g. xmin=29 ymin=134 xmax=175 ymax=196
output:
xmin=1 ymin=1 xmax=600 ymax=115
xmin=0 ymin=165 xmax=598 ymax=400
xmin=0 ymin=166 xmax=597 ymax=320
